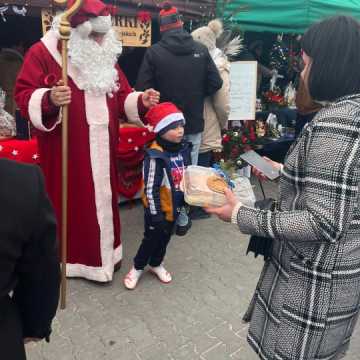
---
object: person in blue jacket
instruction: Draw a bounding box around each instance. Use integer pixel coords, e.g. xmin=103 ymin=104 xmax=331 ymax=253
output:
xmin=124 ymin=102 xmax=191 ymax=290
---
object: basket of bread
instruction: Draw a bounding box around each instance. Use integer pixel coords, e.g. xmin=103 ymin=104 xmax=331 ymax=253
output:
xmin=183 ymin=166 xmax=231 ymax=208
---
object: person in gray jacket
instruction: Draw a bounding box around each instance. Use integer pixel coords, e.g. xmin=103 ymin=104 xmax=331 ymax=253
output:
xmin=207 ymin=16 xmax=360 ymax=360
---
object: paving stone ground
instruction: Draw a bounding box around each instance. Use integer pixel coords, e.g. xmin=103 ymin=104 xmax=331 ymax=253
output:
xmin=27 ymin=180 xmax=360 ymax=360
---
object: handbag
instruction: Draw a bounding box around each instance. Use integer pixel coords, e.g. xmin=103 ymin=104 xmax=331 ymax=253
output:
xmin=246 ymin=198 xmax=276 ymax=261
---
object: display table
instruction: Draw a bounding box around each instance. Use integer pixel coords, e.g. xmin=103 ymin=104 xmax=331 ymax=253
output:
xmin=254 ymin=108 xmax=297 ymax=163
xmin=0 ymin=138 xmax=40 ymax=164
xmin=117 ymin=125 xmax=154 ymax=199
xmin=0 ymin=126 xmax=155 ymax=200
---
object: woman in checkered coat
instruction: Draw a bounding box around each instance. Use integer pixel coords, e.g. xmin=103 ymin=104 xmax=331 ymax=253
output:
xmin=207 ymin=16 xmax=360 ymax=360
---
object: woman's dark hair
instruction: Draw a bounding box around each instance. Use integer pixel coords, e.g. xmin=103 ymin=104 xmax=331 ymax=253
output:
xmin=302 ymin=15 xmax=360 ymax=101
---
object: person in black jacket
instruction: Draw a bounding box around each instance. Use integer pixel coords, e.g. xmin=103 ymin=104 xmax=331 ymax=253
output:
xmin=136 ymin=2 xmax=223 ymax=167
xmin=0 ymin=159 xmax=60 ymax=360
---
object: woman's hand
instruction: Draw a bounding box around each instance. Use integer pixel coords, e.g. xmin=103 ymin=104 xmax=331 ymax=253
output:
xmin=50 ymin=80 xmax=71 ymax=107
xmin=205 ymin=188 xmax=240 ymax=222
xmin=142 ymin=88 xmax=160 ymax=108
xmin=252 ymin=156 xmax=282 ymax=181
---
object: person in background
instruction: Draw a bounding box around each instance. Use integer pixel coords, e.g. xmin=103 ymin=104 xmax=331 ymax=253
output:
xmin=124 ymin=103 xmax=191 ymax=290
xmin=239 ymin=40 xmax=276 ymax=92
xmin=206 ymin=15 xmax=360 ymax=360
xmin=136 ymin=2 xmax=223 ymax=234
xmin=0 ymin=37 xmax=25 ymax=116
xmin=190 ymin=19 xmax=232 ymax=220
xmin=0 ymin=159 xmax=60 ymax=360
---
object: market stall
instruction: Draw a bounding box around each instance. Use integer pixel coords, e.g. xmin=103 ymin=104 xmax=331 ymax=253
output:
xmin=0 ymin=0 xmax=216 ymax=199
xmin=213 ymin=0 xmax=352 ymax=168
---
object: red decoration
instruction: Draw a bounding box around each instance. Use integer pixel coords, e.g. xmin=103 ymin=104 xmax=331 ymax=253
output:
xmin=263 ymin=90 xmax=286 ymax=106
xmin=137 ymin=11 xmax=151 ymax=24
xmin=117 ymin=126 xmax=155 ymax=199
xmin=0 ymin=138 xmax=39 ymax=164
xmin=43 ymin=73 xmax=59 ymax=87
xmin=0 ymin=127 xmax=156 ymax=200
xmin=249 ymin=130 xmax=257 ymax=142
xmin=222 ymin=134 xmax=230 ymax=143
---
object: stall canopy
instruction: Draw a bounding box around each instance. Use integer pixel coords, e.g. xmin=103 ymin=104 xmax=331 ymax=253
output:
xmin=3 ymin=0 xmax=216 ymax=20
xmin=218 ymin=0 xmax=360 ymax=33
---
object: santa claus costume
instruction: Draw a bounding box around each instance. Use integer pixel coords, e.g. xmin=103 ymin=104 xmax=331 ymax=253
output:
xmin=15 ymin=0 xmax=147 ymax=282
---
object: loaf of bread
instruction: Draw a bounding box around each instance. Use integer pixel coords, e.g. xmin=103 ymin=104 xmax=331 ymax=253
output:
xmin=183 ymin=166 xmax=229 ymax=207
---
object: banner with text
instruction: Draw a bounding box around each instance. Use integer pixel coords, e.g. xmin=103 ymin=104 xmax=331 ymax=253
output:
xmin=41 ymin=10 xmax=152 ymax=47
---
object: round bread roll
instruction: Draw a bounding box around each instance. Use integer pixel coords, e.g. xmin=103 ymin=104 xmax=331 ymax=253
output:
xmin=207 ymin=176 xmax=228 ymax=194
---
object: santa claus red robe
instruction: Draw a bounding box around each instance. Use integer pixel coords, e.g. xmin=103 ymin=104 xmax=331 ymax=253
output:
xmin=15 ymin=30 xmax=143 ymax=282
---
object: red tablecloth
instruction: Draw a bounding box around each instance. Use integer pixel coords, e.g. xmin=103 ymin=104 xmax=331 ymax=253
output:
xmin=0 ymin=127 xmax=155 ymax=198
xmin=117 ymin=126 xmax=155 ymax=199
xmin=0 ymin=138 xmax=40 ymax=164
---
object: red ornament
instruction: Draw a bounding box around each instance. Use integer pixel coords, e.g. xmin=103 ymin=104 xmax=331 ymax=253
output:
xmin=241 ymin=135 xmax=248 ymax=144
xmin=222 ymin=134 xmax=230 ymax=144
xmin=43 ymin=73 xmax=58 ymax=87
xmin=137 ymin=11 xmax=151 ymax=24
xmin=249 ymin=131 xmax=257 ymax=142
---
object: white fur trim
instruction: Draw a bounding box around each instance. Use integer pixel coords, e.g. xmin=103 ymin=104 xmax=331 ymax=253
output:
xmin=154 ymin=112 xmax=185 ymax=133
xmin=76 ymin=21 xmax=92 ymax=39
xmin=124 ymin=91 xmax=145 ymax=127
xmin=41 ymin=31 xmax=81 ymax=88
xmin=28 ymin=88 xmax=61 ymax=132
xmin=66 ymin=244 xmax=122 ymax=282
xmin=86 ymin=92 xmax=117 ymax=282
xmin=85 ymin=92 xmax=109 ymax=125
xmin=90 ymin=15 xmax=112 ymax=34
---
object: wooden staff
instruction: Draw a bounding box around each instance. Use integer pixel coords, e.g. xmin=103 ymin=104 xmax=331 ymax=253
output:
xmin=54 ymin=0 xmax=84 ymax=309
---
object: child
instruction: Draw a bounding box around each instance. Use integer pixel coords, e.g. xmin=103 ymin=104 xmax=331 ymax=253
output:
xmin=124 ymin=102 xmax=191 ymax=290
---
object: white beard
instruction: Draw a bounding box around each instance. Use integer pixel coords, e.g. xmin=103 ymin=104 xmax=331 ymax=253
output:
xmin=67 ymin=27 xmax=123 ymax=96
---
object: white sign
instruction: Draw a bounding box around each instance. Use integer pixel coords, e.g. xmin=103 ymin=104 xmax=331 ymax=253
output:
xmin=229 ymin=61 xmax=258 ymax=120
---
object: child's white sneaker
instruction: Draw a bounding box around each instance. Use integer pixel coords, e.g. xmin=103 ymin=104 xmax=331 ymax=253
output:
xmin=123 ymin=267 xmax=143 ymax=290
xmin=149 ymin=264 xmax=172 ymax=284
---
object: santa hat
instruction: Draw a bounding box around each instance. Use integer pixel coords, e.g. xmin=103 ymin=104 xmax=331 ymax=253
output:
xmin=68 ymin=0 xmax=116 ymax=38
xmin=159 ymin=2 xmax=183 ymax=33
xmin=191 ymin=19 xmax=223 ymax=52
xmin=145 ymin=102 xmax=185 ymax=134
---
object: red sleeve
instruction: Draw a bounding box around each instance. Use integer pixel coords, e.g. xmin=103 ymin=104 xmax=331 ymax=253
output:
xmin=15 ymin=43 xmax=60 ymax=122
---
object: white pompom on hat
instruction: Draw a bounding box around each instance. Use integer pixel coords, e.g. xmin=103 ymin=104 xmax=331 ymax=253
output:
xmin=191 ymin=19 xmax=223 ymax=51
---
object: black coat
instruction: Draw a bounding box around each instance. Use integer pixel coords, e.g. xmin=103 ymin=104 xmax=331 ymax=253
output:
xmin=136 ymin=29 xmax=223 ymax=135
xmin=0 ymin=159 xmax=60 ymax=360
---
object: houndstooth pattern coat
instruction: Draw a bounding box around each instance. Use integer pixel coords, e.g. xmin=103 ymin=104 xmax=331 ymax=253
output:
xmin=236 ymin=94 xmax=360 ymax=360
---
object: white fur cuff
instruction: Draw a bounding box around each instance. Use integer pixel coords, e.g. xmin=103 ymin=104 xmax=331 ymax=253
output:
xmin=124 ymin=91 xmax=145 ymax=127
xmin=28 ymin=88 xmax=61 ymax=132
